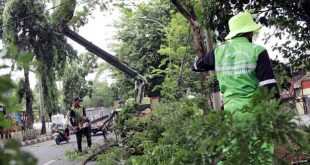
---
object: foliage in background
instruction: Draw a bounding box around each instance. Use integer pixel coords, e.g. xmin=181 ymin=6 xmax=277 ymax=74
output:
xmin=2 ymin=0 xmax=77 ymax=127
xmin=153 ymin=11 xmax=201 ymax=101
xmin=0 ymin=0 xmax=7 ymax=39
xmin=202 ymin=0 xmax=310 ymax=70
xmin=62 ymin=53 xmax=98 ymax=109
xmin=0 ymin=139 xmax=37 ymax=165
xmin=93 ymin=89 xmax=310 ymax=165
xmin=0 ymin=74 xmax=20 ymax=128
xmin=272 ymin=60 xmax=292 ymax=91
xmin=112 ymin=1 xmax=171 ymax=99
xmin=82 ymin=81 xmax=115 ymax=108
xmin=0 ymin=55 xmax=36 ymax=165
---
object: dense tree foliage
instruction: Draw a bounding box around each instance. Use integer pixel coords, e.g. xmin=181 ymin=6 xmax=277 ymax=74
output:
xmin=66 ymin=89 xmax=310 ymax=164
xmin=153 ymin=12 xmax=201 ymax=100
xmin=62 ymin=53 xmax=97 ymax=109
xmin=0 ymin=48 xmax=36 ymax=165
xmin=2 ymin=0 xmax=78 ymax=129
xmin=201 ymin=0 xmax=310 ymax=70
xmin=112 ymin=1 xmax=172 ymax=98
xmin=82 ymin=81 xmax=115 ymax=108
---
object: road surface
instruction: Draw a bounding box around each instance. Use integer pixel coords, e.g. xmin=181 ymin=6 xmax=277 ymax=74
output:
xmin=22 ymin=133 xmax=106 ymax=165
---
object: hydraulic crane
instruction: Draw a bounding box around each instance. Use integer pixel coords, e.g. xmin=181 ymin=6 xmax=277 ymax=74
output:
xmin=63 ymin=27 xmax=147 ymax=104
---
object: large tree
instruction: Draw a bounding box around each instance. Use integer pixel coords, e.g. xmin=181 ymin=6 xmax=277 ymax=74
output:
xmin=153 ymin=12 xmax=201 ymax=101
xmin=82 ymin=81 xmax=115 ymax=108
xmin=2 ymin=0 xmax=76 ymax=132
xmin=170 ymin=0 xmax=221 ymax=110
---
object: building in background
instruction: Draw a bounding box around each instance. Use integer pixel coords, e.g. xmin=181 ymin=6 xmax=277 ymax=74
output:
xmin=293 ymin=74 xmax=310 ymax=115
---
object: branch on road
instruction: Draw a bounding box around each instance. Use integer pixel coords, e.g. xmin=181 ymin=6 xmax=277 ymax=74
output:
xmin=82 ymin=143 xmax=119 ymax=165
xmin=82 ymin=135 xmax=132 ymax=165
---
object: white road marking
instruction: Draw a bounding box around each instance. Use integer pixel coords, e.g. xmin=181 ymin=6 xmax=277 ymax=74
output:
xmin=43 ymin=160 xmax=56 ymax=165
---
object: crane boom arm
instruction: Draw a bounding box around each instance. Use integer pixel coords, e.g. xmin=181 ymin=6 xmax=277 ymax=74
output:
xmin=64 ymin=27 xmax=147 ymax=103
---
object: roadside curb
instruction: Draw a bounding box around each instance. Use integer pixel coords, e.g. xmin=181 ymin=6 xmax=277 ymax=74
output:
xmin=20 ymin=131 xmax=76 ymax=147
xmin=21 ymin=135 xmax=54 ymax=147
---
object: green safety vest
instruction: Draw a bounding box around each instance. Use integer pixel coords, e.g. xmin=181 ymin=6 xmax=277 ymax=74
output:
xmin=215 ymin=37 xmax=274 ymax=163
xmin=215 ymin=37 xmax=265 ymax=113
xmin=73 ymin=106 xmax=84 ymax=124
xmin=115 ymin=108 xmax=123 ymax=112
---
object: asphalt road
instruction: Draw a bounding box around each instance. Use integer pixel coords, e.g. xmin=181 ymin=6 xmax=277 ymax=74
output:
xmin=22 ymin=133 xmax=105 ymax=165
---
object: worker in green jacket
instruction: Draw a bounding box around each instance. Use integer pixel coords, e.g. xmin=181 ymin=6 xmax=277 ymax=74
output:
xmin=192 ymin=11 xmax=279 ymax=163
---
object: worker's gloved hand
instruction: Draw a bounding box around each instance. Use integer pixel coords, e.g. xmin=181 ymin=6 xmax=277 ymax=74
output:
xmin=82 ymin=122 xmax=89 ymax=128
xmin=194 ymin=56 xmax=198 ymax=62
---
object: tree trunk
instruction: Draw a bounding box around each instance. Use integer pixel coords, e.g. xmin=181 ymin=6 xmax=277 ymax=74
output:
xmin=203 ymin=30 xmax=222 ymax=110
xmin=171 ymin=0 xmax=212 ymax=110
xmin=38 ymin=74 xmax=46 ymax=134
xmin=24 ymin=69 xmax=34 ymax=129
xmin=192 ymin=25 xmax=206 ymax=57
xmin=176 ymin=55 xmax=185 ymax=100
xmin=41 ymin=116 xmax=46 ymax=135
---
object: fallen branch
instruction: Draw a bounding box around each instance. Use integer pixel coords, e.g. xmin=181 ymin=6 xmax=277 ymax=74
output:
xmin=82 ymin=135 xmax=131 ymax=165
xmin=82 ymin=143 xmax=119 ymax=165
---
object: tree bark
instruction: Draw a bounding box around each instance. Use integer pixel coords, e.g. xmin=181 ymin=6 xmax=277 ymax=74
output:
xmin=171 ymin=0 xmax=212 ymax=110
xmin=24 ymin=69 xmax=34 ymax=129
xmin=38 ymin=74 xmax=46 ymax=134
xmin=203 ymin=30 xmax=222 ymax=110
xmin=176 ymin=56 xmax=185 ymax=100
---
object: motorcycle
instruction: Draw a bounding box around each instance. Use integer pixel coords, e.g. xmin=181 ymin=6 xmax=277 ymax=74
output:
xmin=53 ymin=127 xmax=70 ymax=145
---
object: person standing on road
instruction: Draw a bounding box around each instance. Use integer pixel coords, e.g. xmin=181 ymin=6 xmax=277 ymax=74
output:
xmin=115 ymin=100 xmax=125 ymax=114
xmin=192 ymin=11 xmax=279 ymax=163
xmin=69 ymin=97 xmax=92 ymax=152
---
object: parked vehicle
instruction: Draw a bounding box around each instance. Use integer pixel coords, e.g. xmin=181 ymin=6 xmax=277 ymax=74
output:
xmin=86 ymin=107 xmax=111 ymax=135
xmin=112 ymin=96 xmax=160 ymax=112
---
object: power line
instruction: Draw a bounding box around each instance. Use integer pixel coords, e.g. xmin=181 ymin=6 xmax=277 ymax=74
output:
xmin=1 ymin=0 xmax=74 ymax=28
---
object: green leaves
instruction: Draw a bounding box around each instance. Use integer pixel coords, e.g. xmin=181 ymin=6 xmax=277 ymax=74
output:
xmin=0 ymin=74 xmax=22 ymax=114
xmin=82 ymin=81 xmax=115 ymax=107
xmin=202 ymin=0 xmax=310 ymax=71
xmin=4 ymin=44 xmax=18 ymax=59
xmin=62 ymin=53 xmax=98 ymax=109
xmin=0 ymin=66 xmax=35 ymax=165
xmin=112 ymin=1 xmax=171 ymax=98
xmin=16 ymin=52 xmax=33 ymax=70
xmin=0 ymin=74 xmax=15 ymax=92
xmin=0 ymin=140 xmax=37 ymax=165
xmin=94 ymin=89 xmax=309 ymax=164
xmin=52 ymin=0 xmax=77 ymax=29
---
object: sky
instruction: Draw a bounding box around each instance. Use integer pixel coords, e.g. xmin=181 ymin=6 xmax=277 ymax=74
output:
xmin=66 ymin=7 xmax=122 ymax=86
xmin=255 ymin=26 xmax=288 ymax=63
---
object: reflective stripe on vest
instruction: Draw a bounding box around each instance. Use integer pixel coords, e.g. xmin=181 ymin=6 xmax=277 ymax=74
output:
xmin=215 ymin=37 xmax=266 ymax=112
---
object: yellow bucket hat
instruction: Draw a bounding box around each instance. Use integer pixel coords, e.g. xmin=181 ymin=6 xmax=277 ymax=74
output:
xmin=225 ymin=11 xmax=262 ymax=40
